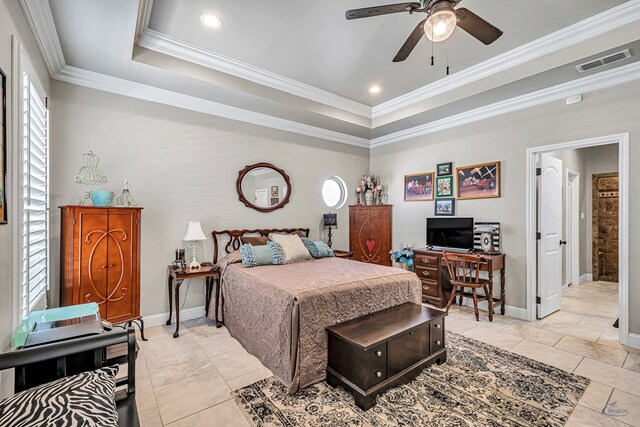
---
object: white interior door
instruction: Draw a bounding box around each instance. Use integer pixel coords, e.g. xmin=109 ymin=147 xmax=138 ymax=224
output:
xmin=538 ymin=155 xmax=564 ymax=318
xmin=568 ymin=172 xmax=580 ymax=286
xmin=254 ymin=189 xmax=268 ymax=207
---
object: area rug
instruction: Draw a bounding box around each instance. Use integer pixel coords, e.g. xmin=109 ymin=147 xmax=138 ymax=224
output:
xmin=234 ymin=332 xmax=589 ymax=427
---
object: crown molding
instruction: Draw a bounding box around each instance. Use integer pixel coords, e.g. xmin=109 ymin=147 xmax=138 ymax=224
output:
xmin=18 ymin=0 xmax=66 ymax=75
xmin=55 ymin=65 xmax=371 ymax=148
xmin=370 ymin=59 xmax=640 ymax=147
xmin=135 ymin=0 xmax=372 ymax=120
xmin=372 ymin=0 xmax=640 ymax=120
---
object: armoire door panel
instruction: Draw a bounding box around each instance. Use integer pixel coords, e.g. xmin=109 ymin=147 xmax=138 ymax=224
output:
xmin=105 ymin=210 xmax=136 ymax=323
xmin=77 ymin=210 xmax=109 ymax=320
xmin=349 ymin=205 xmax=392 ymax=266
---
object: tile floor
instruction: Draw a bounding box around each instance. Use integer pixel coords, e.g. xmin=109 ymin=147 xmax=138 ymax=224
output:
xmin=136 ymin=281 xmax=640 ymax=426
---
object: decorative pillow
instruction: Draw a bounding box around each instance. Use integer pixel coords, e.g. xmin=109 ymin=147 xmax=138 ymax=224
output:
xmin=240 ymin=236 xmax=269 ymax=246
xmin=268 ymin=241 xmax=285 ymax=265
xmin=312 ymin=240 xmax=335 ymax=258
xmin=0 ymin=366 xmax=119 ymax=427
xmin=239 ymin=242 xmax=285 ymax=267
xmin=300 ymin=237 xmax=321 ymax=258
xmin=269 ymin=233 xmax=312 ymax=264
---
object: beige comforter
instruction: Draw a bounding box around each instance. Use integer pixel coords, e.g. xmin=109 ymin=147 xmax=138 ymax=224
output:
xmin=208 ymin=256 xmax=421 ymax=393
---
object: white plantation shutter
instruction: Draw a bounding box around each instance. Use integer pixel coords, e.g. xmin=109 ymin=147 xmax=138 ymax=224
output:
xmin=20 ymin=68 xmax=49 ymax=317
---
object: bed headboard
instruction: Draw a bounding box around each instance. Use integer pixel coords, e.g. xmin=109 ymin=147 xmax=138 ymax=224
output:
xmin=211 ymin=228 xmax=310 ymax=264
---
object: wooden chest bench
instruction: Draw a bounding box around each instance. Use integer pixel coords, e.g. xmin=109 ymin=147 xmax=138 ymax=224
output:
xmin=326 ymin=303 xmax=447 ymax=410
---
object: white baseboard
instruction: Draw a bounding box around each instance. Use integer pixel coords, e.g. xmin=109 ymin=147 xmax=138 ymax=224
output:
xmin=578 ymin=274 xmax=593 ymax=284
xmin=457 ymin=298 xmax=528 ymax=320
xmin=627 ymin=333 xmax=640 ymax=350
xmin=142 ymin=305 xmax=206 ymax=329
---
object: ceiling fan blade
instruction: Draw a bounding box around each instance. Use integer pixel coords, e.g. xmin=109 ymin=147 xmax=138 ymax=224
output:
xmin=393 ymin=19 xmax=426 ymax=63
xmin=455 ymin=8 xmax=503 ymax=45
xmin=346 ymin=3 xmax=420 ymax=20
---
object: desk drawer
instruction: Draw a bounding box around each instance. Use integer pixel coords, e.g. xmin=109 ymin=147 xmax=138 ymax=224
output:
xmin=421 ymin=279 xmax=440 ymax=297
xmin=415 ymin=255 xmax=440 ymax=267
xmin=415 ymin=265 xmax=438 ymax=281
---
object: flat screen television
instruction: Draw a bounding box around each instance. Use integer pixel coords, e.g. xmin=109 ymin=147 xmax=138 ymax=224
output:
xmin=426 ymin=217 xmax=474 ymax=250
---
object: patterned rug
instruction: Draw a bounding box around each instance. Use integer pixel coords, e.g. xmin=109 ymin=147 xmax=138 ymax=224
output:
xmin=234 ymin=332 xmax=589 ymax=427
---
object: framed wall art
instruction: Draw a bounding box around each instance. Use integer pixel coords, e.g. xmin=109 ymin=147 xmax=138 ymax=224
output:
xmin=404 ymin=172 xmax=434 ymax=201
xmin=456 ymin=161 xmax=501 ymax=200
xmin=437 ymin=162 xmax=452 ymax=176
xmin=0 ymin=67 xmax=7 ymax=224
xmin=435 ymin=198 xmax=455 ymax=216
xmin=436 ymin=176 xmax=453 ymax=198
xmin=270 ymin=185 xmax=279 ymax=198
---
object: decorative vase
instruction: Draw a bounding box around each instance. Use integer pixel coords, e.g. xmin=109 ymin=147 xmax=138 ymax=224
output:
xmin=365 ymin=190 xmax=374 ymax=205
xmin=90 ymin=190 xmax=114 ymax=207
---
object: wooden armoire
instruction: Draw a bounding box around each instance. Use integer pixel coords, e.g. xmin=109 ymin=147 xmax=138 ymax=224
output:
xmin=349 ymin=205 xmax=392 ymax=266
xmin=60 ymin=206 xmax=142 ymax=325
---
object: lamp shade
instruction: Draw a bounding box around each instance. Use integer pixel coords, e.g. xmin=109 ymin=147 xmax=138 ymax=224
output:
xmin=323 ymin=213 xmax=338 ymax=227
xmin=183 ymin=218 xmax=207 ymax=241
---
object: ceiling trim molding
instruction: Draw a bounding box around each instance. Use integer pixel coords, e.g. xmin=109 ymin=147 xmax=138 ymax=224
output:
xmin=135 ymin=0 xmax=373 ymax=120
xmin=372 ymin=0 xmax=640 ymax=120
xmin=20 ymin=0 xmax=370 ymax=148
xmin=370 ymin=59 xmax=640 ymax=147
xmin=19 ymin=0 xmax=66 ymax=75
xmin=53 ymin=65 xmax=371 ymax=148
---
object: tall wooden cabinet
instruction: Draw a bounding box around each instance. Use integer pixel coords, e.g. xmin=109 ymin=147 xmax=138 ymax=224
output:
xmin=60 ymin=206 xmax=142 ymax=325
xmin=349 ymin=205 xmax=392 ymax=266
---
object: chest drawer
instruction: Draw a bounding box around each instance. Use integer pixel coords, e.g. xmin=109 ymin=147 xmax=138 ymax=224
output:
xmin=365 ymin=343 xmax=387 ymax=388
xmin=415 ymin=265 xmax=439 ymax=281
xmin=387 ymin=323 xmax=430 ymax=377
xmin=431 ymin=319 xmax=445 ymax=352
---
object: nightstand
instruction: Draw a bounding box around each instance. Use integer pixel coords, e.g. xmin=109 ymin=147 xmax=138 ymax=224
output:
xmin=166 ymin=265 xmax=221 ymax=338
xmin=333 ymin=250 xmax=354 ymax=260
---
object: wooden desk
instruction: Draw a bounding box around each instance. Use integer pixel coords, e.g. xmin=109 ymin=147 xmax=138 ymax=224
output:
xmin=166 ymin=266 xmax=220 ymax=338
xmin=413 ymin=249 xmax=506 ymax=315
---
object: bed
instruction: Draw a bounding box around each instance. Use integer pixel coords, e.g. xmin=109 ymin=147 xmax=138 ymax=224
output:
xmin=207 ymin=228 xmax=421 ymax=393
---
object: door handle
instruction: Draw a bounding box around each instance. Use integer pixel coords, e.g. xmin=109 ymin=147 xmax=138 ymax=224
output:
xmin=560 ymin=240 xmax=567 ymax=246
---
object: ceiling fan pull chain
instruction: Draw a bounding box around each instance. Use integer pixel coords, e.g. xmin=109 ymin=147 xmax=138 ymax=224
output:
xmin=446 ymin=39 xmax=450 ymax=75
xmin=431 ymin=28 xmax=435 ymax=66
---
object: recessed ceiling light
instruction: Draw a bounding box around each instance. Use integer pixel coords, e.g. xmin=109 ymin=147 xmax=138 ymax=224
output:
xmin=368 ymin=85 xmax=382 ymax=94
xmin=200 ymin=14 xmax=223 ymax=29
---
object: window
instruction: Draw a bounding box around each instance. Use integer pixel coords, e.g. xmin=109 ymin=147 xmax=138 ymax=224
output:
xmin=322 ymin=176 xmax=348 ymax=209
xmin=20 ymin=60 xmax=49 ymax=318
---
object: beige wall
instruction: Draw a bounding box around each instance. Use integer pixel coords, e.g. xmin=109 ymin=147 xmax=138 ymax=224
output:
xmin=49 ymin=81 xmax=369 ymax=318
xmin=370 ymin=80 xmax=640 ymax=334
xmin=0 ymin=0 xmax=51 ymax=395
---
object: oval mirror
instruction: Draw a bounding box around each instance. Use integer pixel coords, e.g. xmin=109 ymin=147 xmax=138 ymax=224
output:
xmin=236 ymin=163 xmax=291 ymax=213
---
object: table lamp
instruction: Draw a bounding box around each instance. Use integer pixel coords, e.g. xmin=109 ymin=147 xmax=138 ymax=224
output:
xmin=323 ymin=213 xmax=338 ymax=248
xmin=183 ymin=218 xmax=207 ymax=268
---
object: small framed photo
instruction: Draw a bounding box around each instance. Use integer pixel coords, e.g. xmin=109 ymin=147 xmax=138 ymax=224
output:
xmin=270 ymin=197 xmax=279 ymax=206
xmin=436 ymin=176 xmax=454 ymax=198
xmin=435 ymin=198 xmax=455 ymax=216
xmin=270 ymin=185 xmax=279 ymax=198
xmin=437 ymin=162 xmax=452 ymax=176
xmin=456 ymin=161 xmax=501 ymax=200
xmin=404 ymin=172 xmax=434 ymax=201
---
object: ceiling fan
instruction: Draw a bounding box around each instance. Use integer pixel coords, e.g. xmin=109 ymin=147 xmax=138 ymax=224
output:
xmin=346 ymin=0 xmax=503 ymax=63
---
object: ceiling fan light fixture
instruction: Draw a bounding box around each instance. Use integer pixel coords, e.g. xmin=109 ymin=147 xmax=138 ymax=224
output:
xmin=200 ymin=14 xmax=223 ymax=29
xmin=368 ymin=85 xmax=382 ymax=94
xmin=424 ymin=2 xmax=457 ymax=42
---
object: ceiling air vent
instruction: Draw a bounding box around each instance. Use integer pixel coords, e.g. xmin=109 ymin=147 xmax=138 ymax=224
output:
xmin=576 ymin=49 xmax=632 ymax=73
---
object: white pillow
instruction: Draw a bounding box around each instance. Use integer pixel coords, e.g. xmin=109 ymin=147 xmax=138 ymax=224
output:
xmin=269 ymin=233 xmax=312 ymax=264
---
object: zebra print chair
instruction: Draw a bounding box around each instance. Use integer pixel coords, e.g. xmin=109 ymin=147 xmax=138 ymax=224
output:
xmin=0 ymin=328 xmax=139 ymax=427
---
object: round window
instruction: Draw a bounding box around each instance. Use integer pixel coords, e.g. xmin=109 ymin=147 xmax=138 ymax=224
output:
xmin=322 ymin=176 xmax=348 ymax=209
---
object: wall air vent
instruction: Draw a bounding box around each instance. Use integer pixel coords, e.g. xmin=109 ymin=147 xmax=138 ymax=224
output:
xmin=576 ymin=49 xmax=632 ymax=73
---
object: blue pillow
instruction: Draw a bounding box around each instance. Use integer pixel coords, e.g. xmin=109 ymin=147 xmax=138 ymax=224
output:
xmin=268 ymin=241 xmax=285 ymax=265
xmin=300 ymin=237 xmax=320 ymax=258
xmin=240 ymin=243 xmax=281 ymax=268
xmin=313 ymin=240 xmax=335 ymax=258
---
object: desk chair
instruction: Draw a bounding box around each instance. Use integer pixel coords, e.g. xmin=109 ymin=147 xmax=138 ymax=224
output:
xmin=444 ymin=252 xmax=494 ymax=322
